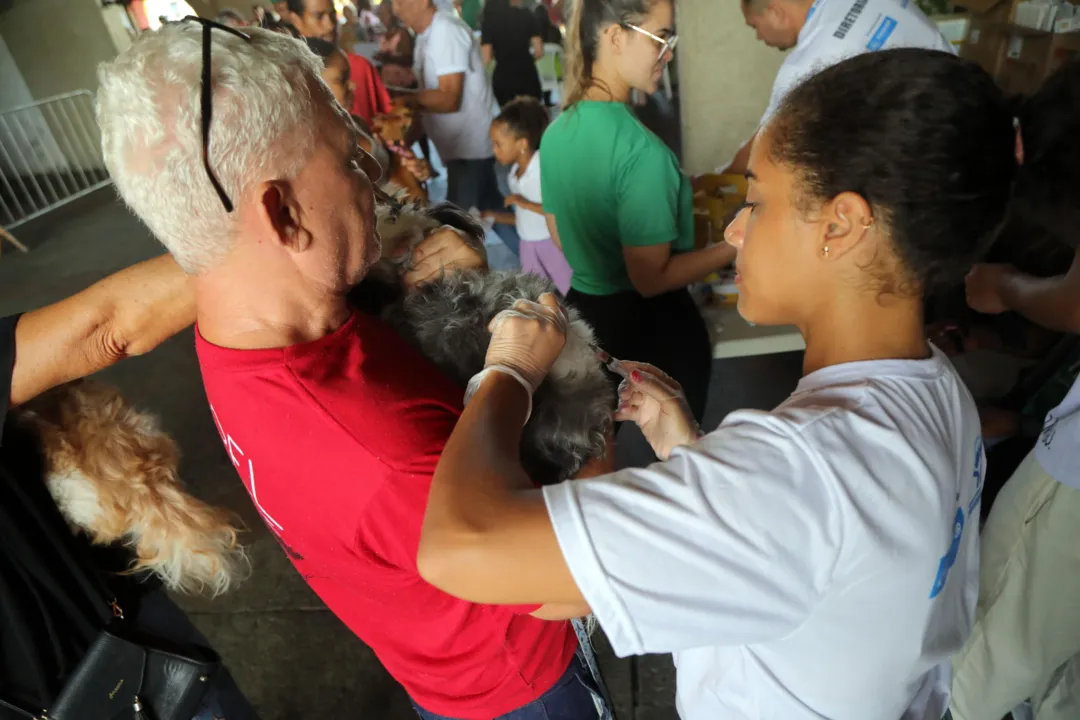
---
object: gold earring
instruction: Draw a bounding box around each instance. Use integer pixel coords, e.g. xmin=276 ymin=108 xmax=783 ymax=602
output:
xmin=861 ymin=217 xmax=874 ymax=229
xmin=822 ymin=246 xmax=830 ymax=258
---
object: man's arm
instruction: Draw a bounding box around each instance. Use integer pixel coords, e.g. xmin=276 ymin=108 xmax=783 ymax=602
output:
xmin=10 ymin=254 xmax=194 ymax=408
xmin=416 ymin=72 xmax=465 ymax=114
xmin=481 ymin=43 xmax=494 ymax=66
xmin=531 ymin=35 xmax=544 ymax=60
xmin=966 ymin=250 xmax=1080 ymax=333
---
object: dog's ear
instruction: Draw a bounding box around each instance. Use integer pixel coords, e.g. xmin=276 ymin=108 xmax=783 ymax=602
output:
xmin=424 ymin=203 xmax=487 ymax=245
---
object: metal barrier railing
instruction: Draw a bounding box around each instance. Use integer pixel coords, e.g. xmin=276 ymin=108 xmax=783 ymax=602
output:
xmin=0 ymin=90 xmax=112 ymax=252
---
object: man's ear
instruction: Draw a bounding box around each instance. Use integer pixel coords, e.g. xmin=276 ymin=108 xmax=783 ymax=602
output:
xmin=256 ymin=180 xmax=313 ymax=254
xmin=818 ymin=191 xmax=875 ymax=259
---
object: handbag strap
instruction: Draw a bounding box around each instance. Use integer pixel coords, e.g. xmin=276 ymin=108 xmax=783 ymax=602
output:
xmin=0 ymin=695 xmax=41 ymax=720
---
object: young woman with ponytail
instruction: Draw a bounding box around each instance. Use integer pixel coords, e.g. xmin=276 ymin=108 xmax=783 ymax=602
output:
xmin=419 ymin=49 xmax=1080 ymax=719
xmin=539 ymin=0 xmax=735 ymax=423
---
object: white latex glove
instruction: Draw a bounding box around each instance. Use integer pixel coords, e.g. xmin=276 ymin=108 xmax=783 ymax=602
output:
xmin=464 ymin=294 xmax=568 ymax=421
xmin=614 ymin=361 xmax=702 ymax=460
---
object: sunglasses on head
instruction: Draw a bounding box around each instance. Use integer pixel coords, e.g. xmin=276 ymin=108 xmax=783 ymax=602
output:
xmin=182 ymin=16 xmax=251 ymax=213
xmin=180 ymin=16 xmax=405 ymax=219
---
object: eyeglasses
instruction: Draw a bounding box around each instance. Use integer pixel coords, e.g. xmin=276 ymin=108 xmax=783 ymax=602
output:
xmin=623 ymin=23 xmax=678 ymax=61
xmin=182 ymin=16 xmax=251 ymax=213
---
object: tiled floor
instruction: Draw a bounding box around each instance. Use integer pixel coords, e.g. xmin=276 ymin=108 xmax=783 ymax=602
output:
xmin=0 ymin=192 xmax=804 ymax=719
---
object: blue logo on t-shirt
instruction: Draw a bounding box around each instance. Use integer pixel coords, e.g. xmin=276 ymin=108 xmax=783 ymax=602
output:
xmin=867 ymin=17 xmax=898 ymax=50
xmin=929 ymin=436 xmax=983 ymax=599
xmin=929 ymin=507 xmax=965 ymax=599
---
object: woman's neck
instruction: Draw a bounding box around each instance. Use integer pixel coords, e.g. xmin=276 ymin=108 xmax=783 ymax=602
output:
xmin=515 ymin=150 xmax=534 ymax=175
xmin=582 ymin=65 xmax=632 ymax=104
xmin=800 ymin=294 xmax=931 ymax=376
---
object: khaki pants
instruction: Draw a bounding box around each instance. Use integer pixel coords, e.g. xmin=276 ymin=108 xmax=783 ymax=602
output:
xmin=952 ymin=451 xmax=1080 ymax=720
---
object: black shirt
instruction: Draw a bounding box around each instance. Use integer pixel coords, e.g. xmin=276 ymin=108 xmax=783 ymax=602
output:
xmin=0 ymin=316 xmax=114 ymax=714
xmin=480 ymin=4 xmax=543 ymax=104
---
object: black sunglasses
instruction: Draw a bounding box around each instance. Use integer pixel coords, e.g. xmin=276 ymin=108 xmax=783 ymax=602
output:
xmin=182 ymin=16 xmax=251 ymax=213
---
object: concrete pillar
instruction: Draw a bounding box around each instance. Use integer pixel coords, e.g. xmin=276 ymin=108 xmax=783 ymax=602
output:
xmin=676 ymin=0 xmax=786 ymax=174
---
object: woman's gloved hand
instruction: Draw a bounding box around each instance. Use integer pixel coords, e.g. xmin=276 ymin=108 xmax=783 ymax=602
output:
xmin=464 ymin=294 xmax=568 ymax=423
xmin=403 ymin=227 xmax=488 ymax=289
xmin=614 ymin=361 xmax=702 ymax=460
xmin=485 ymin=293 xmax=568 ymax=393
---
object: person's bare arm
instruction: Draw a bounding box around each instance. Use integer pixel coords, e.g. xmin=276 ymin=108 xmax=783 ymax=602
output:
xmin=623 ymin=242 xmax=735 ymax=298
xmin=545 ymin=213 xmax=562 ymax=251
xmin=508 ymin=195 xmax=543 ymax=215
xmin=966 ymin=250 xmax=1080 ymax=333
xmin=721 ymin=135 xmax=754 ymax=175
xmin=10 ymin=254 xmax=194 ymax=408
xmin=418 ymin=372 xmax=588 ymax=609
xmin=531 ymin=35 xmax=544 ymax=60
xmin=481 ymin=43 xmax=494 ymax=66
xmin=416 ymin=72 xmax=465 ymax=114
xmin=483 ymin=210 xmax=518 ymax=226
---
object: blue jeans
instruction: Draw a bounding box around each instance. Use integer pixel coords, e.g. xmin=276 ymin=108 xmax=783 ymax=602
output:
xmin=411 ymin=652 xmax=608 ymax=720
xmin=444 ymin=156 xmax=520 ymax=257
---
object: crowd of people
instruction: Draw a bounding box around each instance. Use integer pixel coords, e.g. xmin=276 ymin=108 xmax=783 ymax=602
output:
xmin=1 ymin=0 xmax=1078 ymax=719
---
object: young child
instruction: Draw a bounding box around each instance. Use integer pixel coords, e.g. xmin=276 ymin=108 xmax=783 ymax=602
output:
xmin=485 ymin=97 xmax=572 ymax=294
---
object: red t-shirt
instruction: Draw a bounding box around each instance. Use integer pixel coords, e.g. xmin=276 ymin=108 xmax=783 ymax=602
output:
xmin=195 ymin=311 xmax=576 ymax=718
xmin=348 ymin=53 xmax=393 ymax=123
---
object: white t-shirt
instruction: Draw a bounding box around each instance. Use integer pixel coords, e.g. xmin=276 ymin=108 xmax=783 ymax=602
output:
xmin=508 ymin=155 xmax=548 ymax=241
xmin=544 ymin=347 xmax=983 ymax=720
xmin=1036 ymin=375 xmax=1080 ymax=489
xmin=414 ymin=11 xmax=498 ymax=161
xmin=761 ymin=0 xmax=955 ymax=125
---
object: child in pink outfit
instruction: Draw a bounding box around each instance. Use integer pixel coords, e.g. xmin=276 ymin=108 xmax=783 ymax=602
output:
xmin=485 ymin=97 xmax=572 ymax=294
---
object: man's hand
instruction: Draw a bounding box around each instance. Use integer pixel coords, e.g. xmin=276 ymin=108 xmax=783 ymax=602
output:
xmin=485 ymin=294 xmax=568 ymax=393
xmin=402 ymin=228 xmax=487 ymax=289
xmin=504 ymin=194 xmax=524 ymax=208
xmin=615 ymin=361 xmax=702 ymax=460
xmin=965 ymin=263 xmax=1017 ymax=315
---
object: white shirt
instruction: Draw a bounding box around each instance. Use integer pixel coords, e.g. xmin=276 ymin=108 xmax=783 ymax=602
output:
xmin=1036 ymin=375 xmax=1080 ymax=489
xmin=761 ymin=0 xmax=956 ymax=125
xmin=414 ymin=11 xmax=498 ymax=161
xmin=544 ymin=348 xmax=983 ymax=720
xmin=508 ymin=155 xmax=548 ymax=241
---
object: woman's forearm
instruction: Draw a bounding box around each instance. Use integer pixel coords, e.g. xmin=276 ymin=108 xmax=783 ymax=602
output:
xmin=626 ymin=242 xmax=735 ymax=298
xmin=419 ymin=373 xmax=582 ymax=605
xmin=1001 ymin=251 xmax=1080 ymax=333
xmin=11 ymin=254 xmax=193 ymax=407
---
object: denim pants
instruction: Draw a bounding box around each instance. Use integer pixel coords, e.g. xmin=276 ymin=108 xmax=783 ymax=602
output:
xmin=411 ymin=651 xmax=610 ymax=720
xmin=444 ymin=156 xmax=520 ymax=257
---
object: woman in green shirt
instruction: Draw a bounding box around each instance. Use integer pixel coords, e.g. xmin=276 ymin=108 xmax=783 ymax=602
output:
xmin=540 ymin=0 xmax=735 ymax=419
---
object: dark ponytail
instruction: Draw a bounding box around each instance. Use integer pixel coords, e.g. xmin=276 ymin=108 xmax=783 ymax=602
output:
xmin=564 ymin=0 xmax=657 ymax=107
xmin=768 ymin=49 xmax=1023 ymax=294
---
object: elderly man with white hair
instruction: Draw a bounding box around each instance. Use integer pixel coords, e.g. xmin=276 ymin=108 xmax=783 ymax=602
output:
xmin=96 ymin=19 xmax=605 ymax=720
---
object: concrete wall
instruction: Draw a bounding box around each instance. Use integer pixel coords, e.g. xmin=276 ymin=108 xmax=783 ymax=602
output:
xmin=0 ymin=0 xmax=124 ymax=100
xmin=676 ymin=0 xmax=786 ymax=174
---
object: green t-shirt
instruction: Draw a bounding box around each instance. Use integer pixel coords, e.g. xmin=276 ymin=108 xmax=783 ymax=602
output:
xmin=540 ymin=100 xmax=695 ymax=295
xmin=460 ymin=0 xmax=482 ymax=30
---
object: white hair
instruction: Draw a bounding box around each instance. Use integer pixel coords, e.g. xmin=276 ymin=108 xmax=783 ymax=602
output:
xmin=97 ymin=23 xmax=325 ymax=273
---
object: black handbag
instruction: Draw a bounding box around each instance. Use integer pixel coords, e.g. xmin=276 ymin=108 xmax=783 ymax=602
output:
xmin=0 ymin=603 xmax=219 ymax=720
xmin=0 ymin=424 xmax=219 ymax=720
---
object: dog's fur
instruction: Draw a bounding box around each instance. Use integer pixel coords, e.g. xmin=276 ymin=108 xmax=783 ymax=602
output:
xmin=15 ymin=380 xmax=247 ymax=596
xmin=369 ymin=203 xmax=614 ymax=484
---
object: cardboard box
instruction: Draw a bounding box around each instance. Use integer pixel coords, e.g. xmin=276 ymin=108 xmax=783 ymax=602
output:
xmin=996 ymin=29 xmax=1080 ymax=93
